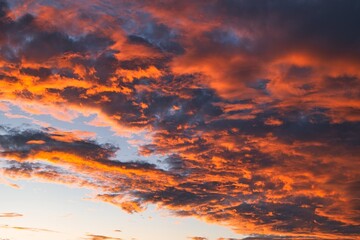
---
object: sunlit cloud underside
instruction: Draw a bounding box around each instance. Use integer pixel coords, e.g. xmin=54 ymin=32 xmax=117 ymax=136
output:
xmin=0 ymin=0 xmax=359 ymax=239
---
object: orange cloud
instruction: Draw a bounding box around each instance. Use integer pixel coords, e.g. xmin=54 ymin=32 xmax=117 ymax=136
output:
xmin=0 ymin=0 xmax=359 ymax=238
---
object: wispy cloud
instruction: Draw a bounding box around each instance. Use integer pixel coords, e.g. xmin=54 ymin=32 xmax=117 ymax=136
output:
xmin=0 ymin=225 xmax=57 ymax=233
xmin=0 ymin=213 xmax=23 ymax=218
xmin=85 ymin=234 xmax=123 ymax=240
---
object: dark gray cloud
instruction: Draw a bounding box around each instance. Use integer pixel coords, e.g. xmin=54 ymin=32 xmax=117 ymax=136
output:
xmin=0 ymin=0 xmax=114 ymax=63
xmin=205 ymin=0 xmax=360 ymax=62
xmin=0 ymin=126 xmax=118 ymax=161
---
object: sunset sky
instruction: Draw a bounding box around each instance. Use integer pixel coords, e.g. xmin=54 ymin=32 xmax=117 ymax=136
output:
xmin=0 ymin=0 xmax=359 ymax=239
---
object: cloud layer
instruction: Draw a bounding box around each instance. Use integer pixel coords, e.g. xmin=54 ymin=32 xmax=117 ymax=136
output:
xmin=0 ymin=0 xmax=359 ymax=238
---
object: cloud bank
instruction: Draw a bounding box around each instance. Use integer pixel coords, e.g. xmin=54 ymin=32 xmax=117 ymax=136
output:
xmin=0 ymin=0 xmax=359 ymax=238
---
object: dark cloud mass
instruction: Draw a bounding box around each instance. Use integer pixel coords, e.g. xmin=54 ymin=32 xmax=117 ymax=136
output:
xmin=0 ymin=0 xmax=359 ymax=238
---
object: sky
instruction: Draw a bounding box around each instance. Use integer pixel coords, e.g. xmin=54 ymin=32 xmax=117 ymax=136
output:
xmin=0 ymin=0 xmax=359 ymax=239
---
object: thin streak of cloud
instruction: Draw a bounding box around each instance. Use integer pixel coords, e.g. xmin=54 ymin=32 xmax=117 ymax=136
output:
xmin=85 ymin=234 xmax=123 ymax=240
xmin=0 ymin=213 xmax=23 ymax=218
xmin=0 ymin=225 xmax=57 ymax=233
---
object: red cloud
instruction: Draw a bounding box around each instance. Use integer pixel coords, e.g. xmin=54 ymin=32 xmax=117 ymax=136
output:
xmin=0 ymin=0 xmax=359 ymax=238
